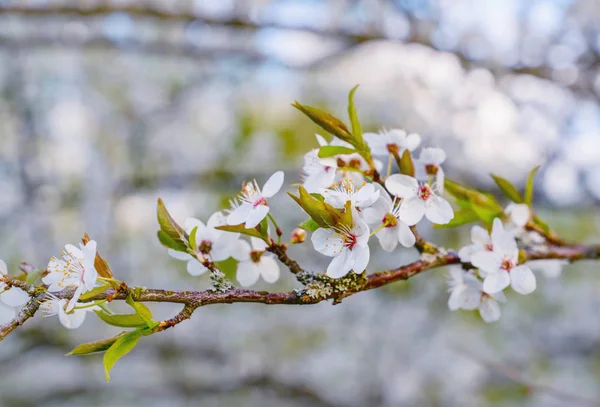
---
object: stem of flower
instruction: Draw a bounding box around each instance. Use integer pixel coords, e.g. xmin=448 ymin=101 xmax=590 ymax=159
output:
xmin=370 ymin=222 xmax=386 ymax=237
xmin=268 ymin=213 xmax=282 ymax=244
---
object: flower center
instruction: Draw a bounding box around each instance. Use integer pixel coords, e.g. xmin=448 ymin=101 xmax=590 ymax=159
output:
xmin=250 ymin=250 xmax=264 ymax=263
xmin=485 ymin=243 xmax=493 ymax=251
xmin=253 ymin=197 xmax=266 ymax=207
xmin=500 ymin=258 xmax=514 ymax=271
xmin=418 ymin=185 xmax=432 ymax=201
xmin=382 ymin=213 xmax=398 ymax=228
xmin=342 ymin=233 xmax=358 ymax=250
xmin=425 ymin=164 xmax=438 ymax=176
xmin=199 ymin=240 xmax=212 ymax=254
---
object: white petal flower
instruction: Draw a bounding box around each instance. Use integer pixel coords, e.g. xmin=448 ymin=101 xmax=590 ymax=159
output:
xmin=479 ymin=296 xmax=501 ymax=323
xmin=0 ymin=260 xmax=30 ymax=311
xmin=301 ymin=149 xmax=338 ymax=193
xmin=322 ymin=179 xmax=380 ymax=210
xmin=385 ymin=174 xmax=453 ymax=225
xmin=447 ymin=267 xmax=504 ymax=323
xmin=40 ymin=294 xmax=95 ymax=330
xmin=227 ymin=171 xmax=284 ymax=228
xmin=42 ymin=241 xmax=99 ymax=307
xmin=311 ymin=213 xmax=370 ymax=278
xmin=364 ymin=129 xmax=421 ymax=156
xmin=235 ymin=238 xmax=280 ymax=287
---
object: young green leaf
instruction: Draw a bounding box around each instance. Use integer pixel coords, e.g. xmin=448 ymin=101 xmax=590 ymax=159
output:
xmin=188 ymin=226 xmax=198 ymax=252
xmin=79 ymin=284 xmax=111 ymax=301
xmin=216 ymin=223 xmax=264 ymax=239
xmin=399 ymin=150 xmax=415 ymax=177
xmin=491 ymin=174 xmax=523 ymax=203
xmin=532 ymin=214 xmax=550 ymax=234
xmin=94 ymin=311 xmax=147 ymax=328
xmin=104 ymin=330 xmax=142 ymax=382
xmin=258 ymin=217 xmax=270 ymax=239
xmin=470 ymin=195 xmax=503 ymax=224
xmin=67 ymin=332 xmax=127 ymax=356
xmin=347 ymin=85 xmax=363 ymax=142
xmin=318 ymin=145 xmax=356 ymax=158
xmin=434 ymin=208 xmax=479 ymax=228
xmin=157 ymin=230 xmax=187 ymax=252
xmin=156 ymin=198 xmax=188 ymax=249
xmin=525 ymin=165 xmax=540 ymax=206
xmin=298 ymin=218 xmax=320 ymax=232
xmin=126 ymin=295 xmax=157 ymax=328
xmin=288 ymin=185 xmax=343 ymax=228
xmin=292 ymin=102 xmax=353 ymax=143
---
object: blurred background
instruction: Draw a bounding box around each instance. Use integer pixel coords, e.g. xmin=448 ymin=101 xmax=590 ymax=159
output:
xmin=0 ymin=0 xmax=600 ymax=406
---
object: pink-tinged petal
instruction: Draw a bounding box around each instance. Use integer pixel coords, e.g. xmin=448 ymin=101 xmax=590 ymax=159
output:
xmin=65 ymin=244 xmax=84 ymax=259
xmin=232 ymin=240 xmax=252 ymax=261
xmin=425 ymin=196 xmax=454 ymax=224
xmin=259 ymin=256 xmax=280 ymax=284
xmin=397 ymin=222 xmax=416 ymax=248
xmin=398 ymin=196 xmax=426 ymax=226
xmin=187 ymin=260 xmax=208 ymax=277
xmin=471 ymin=251 xmax=502 ymax=274
xmin=1 ymin=287 xmax=29 ymax=307
xmin=377 ymin=227 xmax=399 ymax=252
xmin=510 ymin=265 xmax=536 ymax=295
xmin=385 ymin=174 xmax=419 ymax=198
xmin=245 ymin=205 xmax=270 ymax=229
xmin=261 ymin=171 xmax=284 ymax=198
xmin=236 ymin=261 xmax=260 ymax=287
xmin=0 ymin=259 xmax=7 ymax=275
xmin=351 ymin=245 xmax=370 ymax=273
xmin=482 ymin=270 xmax=510 ymax=294
xmin=168 ymin=249 xmax=192 ymax=261
xmin=311 ymin=228 xmax=344 ymax=257
xmin=315 ymin=134 xmax=328 ymax=146
xmin=471 ymin=225 xmax=490 ymax=246
xmin=479 ymin=297 xmax=501 ymax=323
xmin=326 ymin=250 xmax=353 ymax=278
xmin=226 ymin=203 xmax=253 ymax=225
xmin=0 ymin=302 xmax=15 ymax=324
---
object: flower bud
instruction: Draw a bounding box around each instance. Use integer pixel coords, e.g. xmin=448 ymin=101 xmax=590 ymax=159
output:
xmin=290 ymin=228 xmax=307 ymax=244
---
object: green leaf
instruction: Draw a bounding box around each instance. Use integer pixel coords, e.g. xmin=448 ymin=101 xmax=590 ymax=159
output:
xmin=156 ymin=198 xmax=188 ymax=249
xmin=491 ymin=174 xmax=523 ymax=203
xmin=216 ymin=224 xmax=264 ymax=240
xmin=126 ymin=295 xmax=156 ymax=328
xmin=470 ymin=195 xmax=503 ymax=224
xmin=257 ymin=217 xmax=270 ymax=239
xmin=444 ymin=179 xmax=475 ymax=202
xmin=94 ymin=311 xmax=147 ymax=328
xmin=79 ymin=284 xmax=111 ymax=301
xmin=292 ymin=102 xmax=352 ymax=143
xmin=399 ymin=150 xmax=415 ymax=177
xmin=347 ymin=85 xmax=363 ymax=144
xmin=532 ymin=214 xmax=550 ymax=233
xmin=67 ymin=332 xmax=127 ymax=356
xmin=298 ymin=218 xmax=320 ymax=232
xmin=103 ymin=330 xmax=142 ymax=382
xmin=524 ymin=165 xmax=540 ymax=206
xmin=317 ymin=145 xmax=356 ymax=158
xmin=288 ymin=185 xmax=344 ymax=228
xmin=25 ymin=268 xmax=44 ymax=286
xmin=157 ymin=230 xmax=187 ymax=252
xmin=188 ymin=226 xmax=198 ymax=252
xmin=434 ymin=208 xmax=479 ymax=228
xmin=445 ymin=178 xmax=503 ymax=212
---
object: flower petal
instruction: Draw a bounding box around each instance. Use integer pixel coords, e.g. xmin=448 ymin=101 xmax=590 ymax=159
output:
xmin=259 ymin=256 xmax=280 ymax=284
xmin=168 ymin=249 xmax=192 ymax=261
xmin=482 ymin=270 xmax=510 ymax=294
xmin=0 ymin=259 xmax=7 ymax=276
xmin=471 ymin=226 xmax=490 ymax=246
xmin=425 ymin=195 xmax=454 ymax=224
xmin=398 ymin=196 xmax=426 ymax=226
xmin=351 ymin=245 xmax=370 ymax=273
xmin=232 ymin=240 xmax=252 ymax=261
xmin=261 ymin=171 xmax=284 ymax=198
xmin=405 ymin=133 xmax=422 ymax=152
xmin=236 ymin=261 xmax=260 ymax=287
xmin=59 ymin=304 xmax=86 ymax=329
xmin=510 ymin=265 xmax=536 ymax=295
xmin=377 ymin=227 xmax=398 ymax=252
xmin=385 ymin=174 xmax=419 ymax=198
xmin=311 ymin=228 xmax=343 ymax=257
xmin=315 ymin=134 xmax=328 ymax=146
xmin=245 ymin=206 xmax=269 ymax=229
xmin=1 ymin=287 xmax=29 ymax=307
xmin=397 ymin=222 xmax=416 ymax=248
xmin=479 ymin=297 xmax=501 ymax=323
xmin=0 ymin=302 xmax=15 ymax=324
xmin=187 ymin=260 xmax=208 ymax=276
xmin=491 ymin=218 xmax=517 ymax=254
xmin=226 ymin=203 xmax=253 ymax=225
xmin=471 ymin=251 xmax=502 ymax=274
xmin=508 ymin=203 xmax=530 ymax=227
xmin=326 ymin=249 xmax=353 ymax=278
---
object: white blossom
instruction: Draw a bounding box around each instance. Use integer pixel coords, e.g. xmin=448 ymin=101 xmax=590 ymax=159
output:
xmin=458 ymin=220 xmax=503 ymax=263
xmin=385 ymin=174 xmax=454 ymax=225
xmin=471 ymin=219 xmax=536 ymax=295
xmin=415 ymin=147 xmax=446 ymax=192
xmin=361 ymin=184 xmax=415 ymax=251
xmin=504 ymin=202 xmax=531 ymax=236
xmin=169 ymin=212 xmax=245 ymax=277
xmin=40 ymin=293 xmax=97 ymax=330
xmin=227 ymin=171 xmax=284 ymax=228
xmin=43 ymin=240 xmax=99 ymax=311
xmin=447 ymin=267 xmax=505 ymax=323
xmin=322 ymin=179 xmax=380 ymax=210
xmin=311 ymin=211 xmax=370 ymax=278
xmin=235 ymin=237 xmax=280 ymax=287
xmin=0 ymin=259 xmax=30 ymax=324
xmin=301 ymin=149 xmax=337 ymax=193
xmin=363 ymin=129 xmax=421 ymax=156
